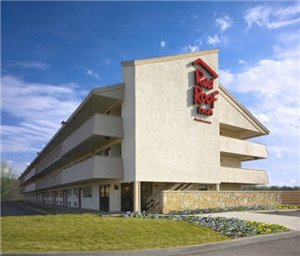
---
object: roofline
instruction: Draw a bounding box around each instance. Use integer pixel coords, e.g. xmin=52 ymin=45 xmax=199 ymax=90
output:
xmin=93 ymin=83 xmax=124 ymax=94
xmin=219 ymin=84 xmax=270 ymax=135
xmin=122 ymin=49 xmax=219 ymax=67
xmin=19 ymin=83 xmax=124 ymax=179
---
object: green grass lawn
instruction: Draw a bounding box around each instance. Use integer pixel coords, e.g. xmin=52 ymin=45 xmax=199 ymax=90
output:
xmin=1 ymin=214 xmax=229 ymax=252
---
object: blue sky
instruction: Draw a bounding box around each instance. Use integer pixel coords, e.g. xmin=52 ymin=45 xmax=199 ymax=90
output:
xmin=1 ymin=1 xmax=300 ymax=186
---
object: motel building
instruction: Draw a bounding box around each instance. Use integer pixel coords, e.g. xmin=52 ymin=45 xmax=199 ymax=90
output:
xmin=19 ymin=49 xmax=269 ymax=213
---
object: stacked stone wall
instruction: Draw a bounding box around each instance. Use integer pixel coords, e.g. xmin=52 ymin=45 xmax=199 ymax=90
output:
xmin=161 ymin=191 xmax=283 ymax=214
xmin=281 ymin=191 xmax=300 ymax=205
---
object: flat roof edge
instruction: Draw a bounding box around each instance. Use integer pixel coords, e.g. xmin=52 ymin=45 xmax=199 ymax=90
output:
xmin=122 ymin=49 xmax=219 ymax=67
xmin=93 ymin=83 xmax=124 ymax=94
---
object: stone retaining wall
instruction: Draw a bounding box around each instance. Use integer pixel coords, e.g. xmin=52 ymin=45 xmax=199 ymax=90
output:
xmin=281 ymin=191 xmax=300 ymax=205
xmin=161 ymin=191 xmax=282 ymax=214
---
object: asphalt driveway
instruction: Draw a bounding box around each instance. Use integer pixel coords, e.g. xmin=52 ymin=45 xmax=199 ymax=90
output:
xmin=1 ymin=201 xmax=46 ymax=216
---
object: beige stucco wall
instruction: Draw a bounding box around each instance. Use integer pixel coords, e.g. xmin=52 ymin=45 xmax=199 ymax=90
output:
xmin=220 ymin=167 xmax=268 ymax=184
xmin=132 ymin=52 xmax=220 ymax=184
xmin=161 ymin=191 xmax=282 ymax=214
xmin=220 ymin=136 xmax=268 ymax=159
xmin=219 ymin=93 xmax=259 ymax=132
xmin=221 ymin=156 xmax=241 ymax=168
xmin=122 ymin=65 xmax=136 ymax=182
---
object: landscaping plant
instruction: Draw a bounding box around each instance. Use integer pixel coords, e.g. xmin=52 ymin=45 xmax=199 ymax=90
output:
xmin=124 ymin=212 xmax=290 ymax=238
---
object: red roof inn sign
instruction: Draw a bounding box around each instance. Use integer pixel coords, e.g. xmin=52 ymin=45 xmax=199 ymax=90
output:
xmin=193 ymin=58 xmax=219 ymax=119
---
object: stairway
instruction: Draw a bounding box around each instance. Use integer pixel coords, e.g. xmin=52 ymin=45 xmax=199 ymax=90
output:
xmin=145 ymin=183 xmax=193 ymax=213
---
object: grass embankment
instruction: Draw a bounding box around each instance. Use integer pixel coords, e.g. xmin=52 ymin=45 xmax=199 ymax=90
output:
xmin=1 ymin=214 xmax=228 ymax=252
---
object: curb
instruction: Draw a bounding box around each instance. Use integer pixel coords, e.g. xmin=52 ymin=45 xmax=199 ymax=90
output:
xmin=5 ymin=231 xmax=300 ymax=256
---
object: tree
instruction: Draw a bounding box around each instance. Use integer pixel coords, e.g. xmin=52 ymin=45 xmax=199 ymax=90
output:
xmin=1 ymin=161 xmax=21 ymax=201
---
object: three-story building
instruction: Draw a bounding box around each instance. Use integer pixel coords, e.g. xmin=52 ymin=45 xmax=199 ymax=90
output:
xmin=19 ymin=49 xmax=269 ymax=212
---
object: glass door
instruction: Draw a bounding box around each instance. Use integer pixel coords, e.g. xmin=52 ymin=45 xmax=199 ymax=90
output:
xmin=141 ymin=182 xmax=152 ymax=211
xmin=63 ymin=190 xmax=67 ymax=207
xmin=99 ymin=185 xmax=110 ymax=212
xmin=121 ymin=183 xmax=133 ymax=212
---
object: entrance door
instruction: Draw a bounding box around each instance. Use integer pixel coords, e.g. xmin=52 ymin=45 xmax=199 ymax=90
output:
xmin=52 ymin=192 xmax=56 ymax=205
xmin=78 ymin=188 xmax=82 ymax=208
xmin=99 ymin=185 xmax=109 ymax=212
xmin=141 ymin=182 xmax=152 ymax=211
xmin=63 ymin=190 xmax=67 ymax=207
xmin=121 ymin=183 xmax=133 ymax=212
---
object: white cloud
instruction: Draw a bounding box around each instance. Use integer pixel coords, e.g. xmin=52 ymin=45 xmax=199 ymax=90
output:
xmin=207 ymin=34 xmax=222 ymax=45
xmin=268 ymin=146 xmax=288 ymax=158
xmin=238 ymin=60 xmax=248 ymax=65
xmin=104 ymin=58 xmax=112 ymax=65
xmin=219 ymin=69 xmax=234 ymax=85
xmin=82 ymin=68 xmax=100 ymax=79
xmin=181 ymin=45 xmax=199 ymax=53
xmin=180 ymin=39 xmax=202 ymax=53
xmin=215 ymin=15 xmax=233 ymax=31
xmin=220 ymin=46 xmax=300 ymax=185
xmin=1 ymin=76 xmax=86 ymax=155
xmin=245 ymin=4 xmax=300 ymax=29
xmin=10 ymin=61 xmax=49 ymax=70
xmin=160 ymin=40 xmax=166 ymax=48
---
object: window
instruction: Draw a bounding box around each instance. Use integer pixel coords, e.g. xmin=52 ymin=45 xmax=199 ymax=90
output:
xmin=73 ymin=188 xmax=79 ymax=198
xmin=67 ymin=189 xmax=72 ymax=197
xmin=104 ymin=147 xmax=110 ymax=156
xmin=198 ymin=185 xmax=208 ymax=191
xmin=96 ymin=150 xmax=103 ymax=156
xmin=83 ymin=187 xmax=92 ymax=198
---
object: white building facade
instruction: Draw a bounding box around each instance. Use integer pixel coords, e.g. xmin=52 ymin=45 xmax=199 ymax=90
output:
xmin=19 ymin=49 xmax=269 ymax=212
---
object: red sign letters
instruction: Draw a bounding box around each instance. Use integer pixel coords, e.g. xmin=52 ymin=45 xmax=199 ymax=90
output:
xmin=193 ymin=58 xmax=219 ymax=117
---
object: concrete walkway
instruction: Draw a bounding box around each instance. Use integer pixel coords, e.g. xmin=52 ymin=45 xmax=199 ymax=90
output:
xmin=198 ymin=211 xmax=300 ymax=231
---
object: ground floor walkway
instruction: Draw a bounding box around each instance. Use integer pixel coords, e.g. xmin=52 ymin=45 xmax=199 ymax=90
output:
xmin=198 ymin=210 xmax=300 ymax=231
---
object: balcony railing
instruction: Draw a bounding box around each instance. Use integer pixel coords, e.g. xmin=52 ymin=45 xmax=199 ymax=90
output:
xmin=62 ymin=114 xmax=123 ymax=155
xmin=24 ymin=182 xmax=36 ymax=192
xmin=36 ymin=155 xmax=123 ymax=190
xmin=220 ymin=166 xmax=268 ymax=184
xmin=220 ymin=136 xmax=268 ymax=160
xmin=35 ymin=145 xmax=62 ymax=175
xmin=23 ymin=168 xmax=36 ymax=182
xmin=26 ymin=114 xmax=123 ymax=180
